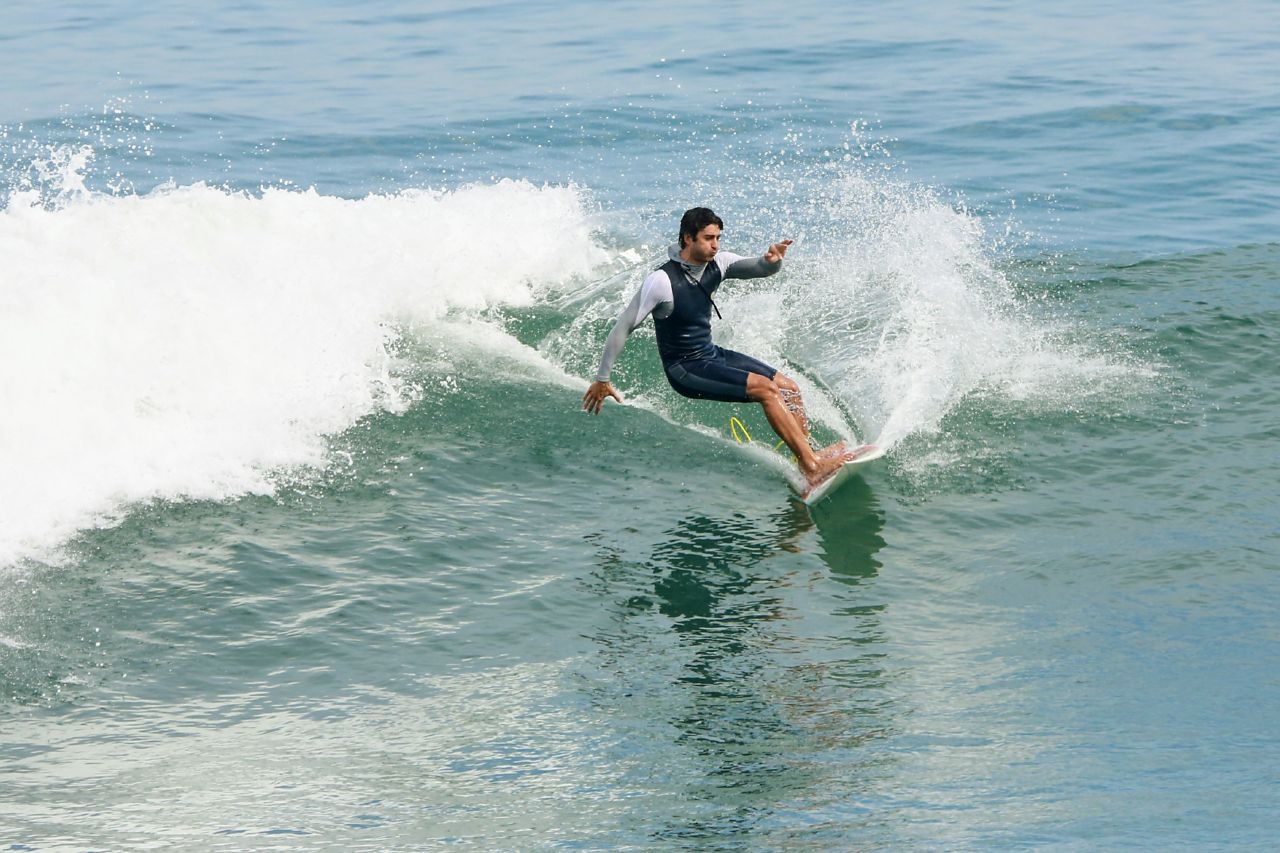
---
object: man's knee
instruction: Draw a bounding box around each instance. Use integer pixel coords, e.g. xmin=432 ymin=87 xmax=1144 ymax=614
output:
xmin=775 ymin=375 xmax=804 ymax=408
xmin=746 ymin=372 xmax=782 ymax=404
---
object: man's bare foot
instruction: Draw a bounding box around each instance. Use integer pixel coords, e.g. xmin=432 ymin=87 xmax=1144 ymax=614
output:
xmin=815 ymin=440 xmax=849 ymax=461
xmin=800 ymin=444 xmax=882 ymax=498
xmin=802 ymin=451 xmax=849 ymax=487
xmin=818 ymin=441 xmax=881 ymax=462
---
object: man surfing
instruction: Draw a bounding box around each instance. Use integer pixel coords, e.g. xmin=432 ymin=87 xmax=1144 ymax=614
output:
xmin=582 ymin=207 xmax=858 ymax=496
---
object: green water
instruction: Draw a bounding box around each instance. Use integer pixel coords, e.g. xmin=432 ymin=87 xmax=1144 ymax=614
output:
xmin=4 ymin=1 xmax=1280 ymax=845
xmin=5 ymin=243 xmax=1277 ymax=849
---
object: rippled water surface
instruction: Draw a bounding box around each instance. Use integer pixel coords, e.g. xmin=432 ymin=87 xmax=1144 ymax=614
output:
xmin=3 ymin=1 xmax=1278 ymax=850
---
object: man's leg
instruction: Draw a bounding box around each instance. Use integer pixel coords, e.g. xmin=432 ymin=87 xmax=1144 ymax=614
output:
xmin=717 ymin=351 xmax=814 ymax=443
xmin=772 ymin=373 xmax=810 ymax=436
xmin=773 ymin=373 xmax=850 ymax=460
xmin=746 ymin=373 xmax=846 ymax=483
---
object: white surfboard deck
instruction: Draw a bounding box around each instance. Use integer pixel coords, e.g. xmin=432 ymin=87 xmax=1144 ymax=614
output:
xmin=795 ymin=444 xmax=885 ymax=505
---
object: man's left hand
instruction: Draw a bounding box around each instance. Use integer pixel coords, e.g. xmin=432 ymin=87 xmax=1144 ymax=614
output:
xmin=764 ymin=239 xmax=793 ymax=264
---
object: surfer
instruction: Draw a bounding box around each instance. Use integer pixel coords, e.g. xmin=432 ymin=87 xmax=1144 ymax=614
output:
xmin=582 ymin=207 xmax=855 ymax=492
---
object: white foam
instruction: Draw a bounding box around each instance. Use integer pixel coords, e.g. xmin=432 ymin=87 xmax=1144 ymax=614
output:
xmin=0 ymin=167 xmax=610 ymax=566
xmin=762 ymin=170 xmax=1149 ymax=449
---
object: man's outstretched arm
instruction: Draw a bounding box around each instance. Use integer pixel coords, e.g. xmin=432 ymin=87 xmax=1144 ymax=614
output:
xmin=582 ymin=271 xmax=673 ymax=415
xmin=582 ymin=308 xmax=631 ymax=414
xmin=724 ymin=239 xmax=792 ymax=279
xmin=582 ymin=314 xmax=632 ymax=413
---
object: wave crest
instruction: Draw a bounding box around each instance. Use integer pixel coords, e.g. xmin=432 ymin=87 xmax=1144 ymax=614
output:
xmin=0 ymin=169 xmax=610 ymax=566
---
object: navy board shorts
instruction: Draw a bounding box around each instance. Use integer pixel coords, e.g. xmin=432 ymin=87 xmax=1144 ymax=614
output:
xmin=663 ymin=347 xmax=779 ymax=404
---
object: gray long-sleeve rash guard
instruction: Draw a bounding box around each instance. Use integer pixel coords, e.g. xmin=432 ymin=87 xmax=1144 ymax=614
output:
xmin=593 ymin=244 xmax=782 ymax=382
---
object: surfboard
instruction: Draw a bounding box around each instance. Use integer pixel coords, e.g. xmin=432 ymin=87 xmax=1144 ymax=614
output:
xmin=796 ymin=444 xmax=885 ymax=506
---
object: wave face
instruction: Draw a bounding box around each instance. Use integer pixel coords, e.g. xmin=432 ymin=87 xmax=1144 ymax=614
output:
xmin=0 ymin=170 xmax=610 ymax=565
xmin=1 ymin=140 xmax=1158 ymax=566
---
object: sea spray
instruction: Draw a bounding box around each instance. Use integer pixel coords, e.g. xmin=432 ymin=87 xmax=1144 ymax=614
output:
xmin=742 ymin=164 xmax=1154 ymax=452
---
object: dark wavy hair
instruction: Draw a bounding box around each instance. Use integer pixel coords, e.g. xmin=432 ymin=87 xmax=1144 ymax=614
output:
xmin=679 ymin=207 xmax=724 ymax=248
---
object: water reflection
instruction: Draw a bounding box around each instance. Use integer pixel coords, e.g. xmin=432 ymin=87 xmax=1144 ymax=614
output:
xmin=808 ymin=475 xmax=889 ymax=582
xmin=584 ymin=486 xmax=892 ymax=845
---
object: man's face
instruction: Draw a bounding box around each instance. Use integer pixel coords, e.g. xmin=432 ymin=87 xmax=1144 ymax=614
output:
xmin=684 ymin=224 xmax=721 ymax=263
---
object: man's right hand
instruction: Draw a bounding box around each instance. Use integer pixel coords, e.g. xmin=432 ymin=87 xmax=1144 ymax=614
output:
xmin=582 ymin=381 xmax=623 ymax=415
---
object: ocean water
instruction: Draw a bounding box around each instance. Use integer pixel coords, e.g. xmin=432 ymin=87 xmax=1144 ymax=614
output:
xmin=2 ymin=1 xmax=1278 ymax=850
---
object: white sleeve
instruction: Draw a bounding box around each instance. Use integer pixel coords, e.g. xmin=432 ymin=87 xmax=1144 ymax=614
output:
xmin=636 ymin=269 xmax=673 ymax=319
xmin=714 ymin=251 xmax=745 ymax=277
xmin=720 ymin=251 xmax=781 ymax=279
xmin=593 ymin=271 xmax=674 ymax=382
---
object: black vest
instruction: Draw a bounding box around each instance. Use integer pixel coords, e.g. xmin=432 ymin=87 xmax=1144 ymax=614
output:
xmin=652 ymin=258 xmax=722 ymax=366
